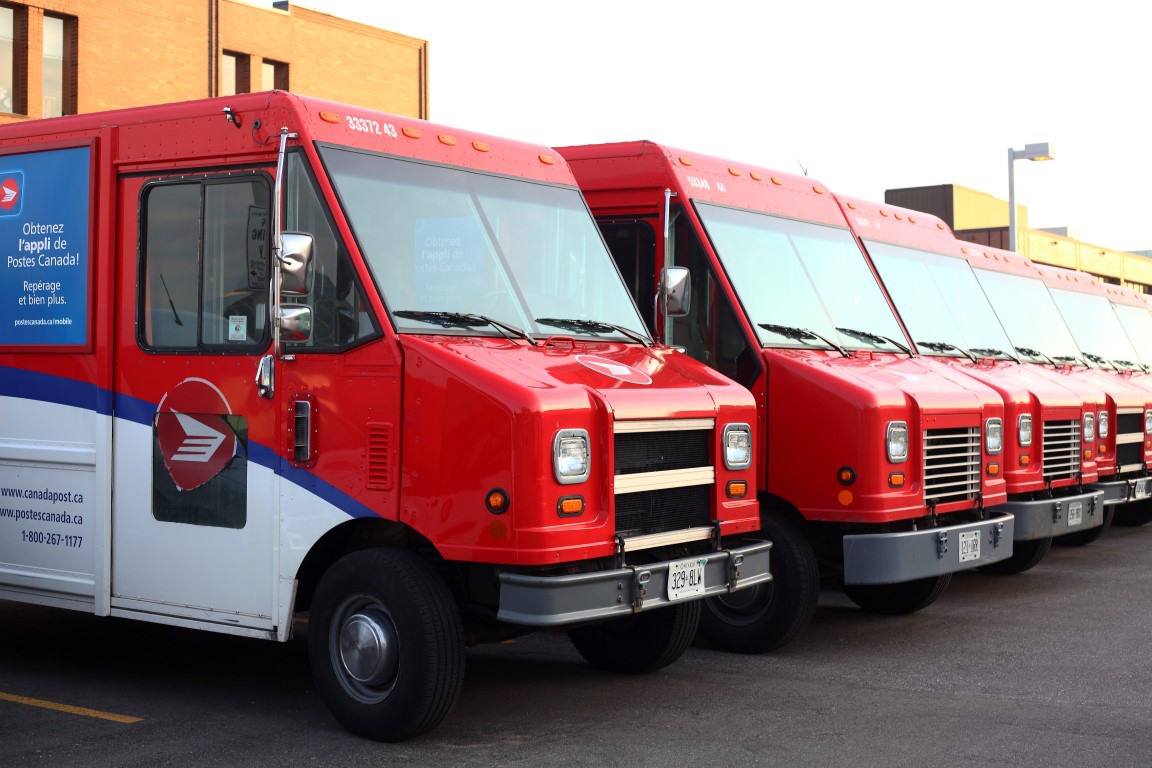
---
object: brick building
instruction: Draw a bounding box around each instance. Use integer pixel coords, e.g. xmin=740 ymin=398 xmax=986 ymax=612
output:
xmin=0 ymin=0 xmax=427 ymax=124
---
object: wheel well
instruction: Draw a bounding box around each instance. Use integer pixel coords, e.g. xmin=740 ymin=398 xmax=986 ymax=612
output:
xmin=293 ymin=519 xmax=445 ymax=613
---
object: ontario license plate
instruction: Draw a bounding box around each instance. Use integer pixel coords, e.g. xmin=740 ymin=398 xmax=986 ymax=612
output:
xmin=1136 ymin=479 xmax=1151 ymax=499
xmin=668 ymin=557 xmax=707 ymax=601
xmin=958 ymin=530 xmax=981 ymax=563
xmin=1068 ymin=501 xmax=1084 ymax=528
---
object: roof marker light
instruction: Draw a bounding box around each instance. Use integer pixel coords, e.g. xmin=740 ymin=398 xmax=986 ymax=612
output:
xmin=845 ymin=201 xmax=857 ymax=209
xmin=438 ymin=134 xmax=457 ymax=146
xmin=402 ymin=126 xmax=421 ymax=139
xmin=771 ymin=176 xmax=784 ymax=185
xmin=813 ymin=186 xmax=825 ymax=194
xmin=728 ymin=167 xmax=742 ymax=176
xmin=472 ymin=140 xmax=490 ymax=152
xmin=679 ymin=156 xmax=694 ymax=166
xmin=750 ymin=171 xmax=763 ymax=181
xmin=318 ymin=111 xmax=341 ymax=123
xmin=538 ymin=153 xmax=555 ymax=165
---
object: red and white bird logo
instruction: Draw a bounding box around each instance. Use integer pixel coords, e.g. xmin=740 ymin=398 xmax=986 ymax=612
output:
xmin=155 ymin=379 xmax=238 ymax=491
xmin=0 ymin=176 xmax=20 ymax=211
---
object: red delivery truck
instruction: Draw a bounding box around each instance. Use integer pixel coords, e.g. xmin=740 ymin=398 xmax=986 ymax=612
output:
xmin=557 ymin=141 xmax=1013 ymax=652
xmin=958 ymin=247 xmax=1152 ymax=519
xmin=837 ymin=197 xmax=1106 ymax=572
xmin=0 ymin=93 xmax=772 ymax=740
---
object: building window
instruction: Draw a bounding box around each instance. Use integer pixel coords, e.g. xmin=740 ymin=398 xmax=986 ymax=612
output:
xmin=261 ymin=59 xmax=288 ymax=91
xmin=0 ymin=2 xmax=26 ymax=115
xmin=42 ymin=13 xmax=76 ymax=117
xmin=221 ymin=51 xmax=249 ymax=96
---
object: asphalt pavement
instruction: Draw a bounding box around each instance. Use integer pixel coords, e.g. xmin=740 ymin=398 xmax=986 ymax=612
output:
xmin=1 ymin=522 xmax=1150 ymax=767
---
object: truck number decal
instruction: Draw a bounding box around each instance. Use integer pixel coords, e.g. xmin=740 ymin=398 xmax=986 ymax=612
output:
xmin=345 ymin=116 xmax=398 ymax=138
xmin=685 ymin=175 xmax=711 ymax=190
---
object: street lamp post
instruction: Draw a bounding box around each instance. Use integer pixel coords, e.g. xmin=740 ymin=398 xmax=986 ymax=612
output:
xmin=1007 ymin=142 xmax=1053 ymax=252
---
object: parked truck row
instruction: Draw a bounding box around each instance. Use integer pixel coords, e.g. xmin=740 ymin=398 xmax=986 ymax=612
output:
xmin=2 ymin=93 xmax=1149 ymax=740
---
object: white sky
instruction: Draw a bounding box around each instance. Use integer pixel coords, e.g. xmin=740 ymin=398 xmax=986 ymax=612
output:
xmin=303 ymin=0 xmax=1152 ymax=251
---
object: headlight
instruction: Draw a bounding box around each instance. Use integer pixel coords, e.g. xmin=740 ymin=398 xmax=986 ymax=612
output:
xmin=553 ymin=429 xmax=590 ymax=484
xmin=1083 ymin=413 xmax=1096 ymax=443
xmin=1146 ymin=409 xmax=1152 ymax=435
xmin=723 ymin=423 xmax=752 ymax=470
xmin=1098 ymin=410 xmax=1109 ymax=439
xmin=886 ymin=421 xmax=908 ymax=463
xmin=1018 ymin=414 xmax=1033 ymax=447
xmin=985 ymin=418 xmax=1003 ymax=455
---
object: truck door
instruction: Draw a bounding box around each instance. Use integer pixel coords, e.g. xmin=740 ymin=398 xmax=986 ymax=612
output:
xmin=110 ymin=171 xmax=278 ymax=631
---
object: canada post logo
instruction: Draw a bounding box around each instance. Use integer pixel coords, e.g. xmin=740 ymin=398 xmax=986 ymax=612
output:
xmin=0 ymin=172 xmax=22 ymax=216
xmin=575 ymin=354 xmax=653 ymax=385
xmin=155 ymin=378 xmax=238 ymax=491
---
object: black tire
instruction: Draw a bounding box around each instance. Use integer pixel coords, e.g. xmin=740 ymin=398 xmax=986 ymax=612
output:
xmin=843 ymin=573 xmax=951 ymax=615
xmin=568 ymin=599 xmax=700 ymax=674
xmin=979 ymin=536 xmax=1052 ymax=575
xmin=1114 ymin=499 xmax=1152 ymax=527
xmin=309 ymin=548 xmax=465 ymax=741
xmin=1055 ymin=503 xmax=1114 ymax=546
xmin=698 ymin=514 xmax=818 ymax=653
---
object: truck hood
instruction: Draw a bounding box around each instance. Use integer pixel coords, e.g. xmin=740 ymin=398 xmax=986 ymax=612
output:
xmin=399 ymin=335 xmax=750 ymax=419
xmin=932 ymin=358 xmax=1085 ymax=414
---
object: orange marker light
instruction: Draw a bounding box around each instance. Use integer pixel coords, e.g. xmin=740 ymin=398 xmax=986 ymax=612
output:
xmin=845 ymin=201 xmax=857 ymax=209
xmin=728 ymin=167 xmax=742 ymax=176
xmin=557 ymin=496 xmax=584 ymax=517
xmin=402 ymin=126 xmax=422 ymax=139
xmin=318 ymin=111 xmax=341 ymax=123
xmin=485 ymin=489 xmax=509 ymax=514
xmin=438 ymin=134 xmax=457 ymax=146
xmin=538 ymin=153 xmax=556 ymax=165
xmin=838 ymin=466 xmax=857 ymax=486
xmin=812 ymin=186 xmax=825 ymax=194
xmin=888 ymin=472 xmax=905 ymax=488
xmin=838 ymin=490 xmax=853 ymax=506
xmin=726 ymin=480 xmax=747 ymax=498
xmin=894 ymin=213 xmax=904 ymax=220
xmin=1020 ymin=455 xmax=1031 ymax=466
xmin=472 ymin=140 xmax=490 ymax=152
xmin=1084 ymin=449 xmax=1093 ymax=460
xmin=908 ymin=216 xmax=917 ymax=223
xmin=750 ymin=171 xmax=763 ymax=181
xmin=879 ymin=210 xmax=889 ymax=217
xmin=770 ymin=176 xmax=784 ymax=185
xmin=987 ymin=463 xmax=1000 ymax=476
xmin=679 ymin=156 xmax=694 ymax=166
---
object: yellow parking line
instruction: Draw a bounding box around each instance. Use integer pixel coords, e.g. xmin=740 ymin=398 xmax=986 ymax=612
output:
xmin=0 ymin=692 xmax=143 ymax=724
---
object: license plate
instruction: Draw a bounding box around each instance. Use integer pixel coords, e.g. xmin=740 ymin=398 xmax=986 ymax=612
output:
xmin=1068 ymin=501 xmax=1084 ymax=528
xmin=667 ymin=557 xmax=707 ymax=601
xmin=1136 ymin=479 xmax=1151 ymax=499
xmin=958 ymin=530 xmax=981 ymax=563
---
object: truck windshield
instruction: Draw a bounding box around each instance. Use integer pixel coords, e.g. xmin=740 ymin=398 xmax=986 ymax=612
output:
xmin=693 ymin=202 xmax=907 ymax=352
xmin=320 ymin=146 xmax=648 ymax=341
xmin=1048 ymin=287 xmax=1142 ymax=370
xmin=1111 ymin=303 xmax=1152 ymax=367
xmin=971 ymin=268 xmax=1082 ymax=364
xmin=864 ymin=241 xmax=1015 ymax=359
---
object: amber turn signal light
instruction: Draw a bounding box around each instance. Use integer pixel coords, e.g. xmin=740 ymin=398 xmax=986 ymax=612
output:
xmin=557 ymin=496 xmax=584 ymax=518
xmin=485 ymin=488 xmax=509 ymax=514
xmin=837 ymin=466 xmax=856 ymax=486
xmin=726 ymin=480 xmax=747 ymax=499
xmin=1084 ymin=449 xmax=1093 ymax=460
xmin=1020 ymin=455 xmax=1031 ymax=466
xmin=987 ymin=463 xmax=1000 ymax=476
xmin=888 ymin=472 xmax=905 ymax=488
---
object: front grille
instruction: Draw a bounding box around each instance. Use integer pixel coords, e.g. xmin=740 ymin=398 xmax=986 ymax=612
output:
xmin=1117 ymin=411 xmax=1143 ymax=436
xmin=613 ymin=420 xmax=715 ymax=541
xmin=923 ymin=427 xmax=980 ymax=504
xmin=1042 ymin=419 xmax=1081 ymax=481
xmin=614 ymin=430 xmax=709 ymax=475
xmin=1118 ymin=442 xmax=1143 ymax=469
xmin=614 ymin=485 xmax=711 ymax=538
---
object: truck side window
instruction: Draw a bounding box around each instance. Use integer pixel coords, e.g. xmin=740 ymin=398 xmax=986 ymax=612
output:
xmin=598 ymin=221 xmax=657 ymax=332
xmin=283 ymin=152 xmax=378 ymax=349
xmin=670 ymin=214 xmax=762 ymax=389
xmin=140 ymin=176 xmax=271 ymax=352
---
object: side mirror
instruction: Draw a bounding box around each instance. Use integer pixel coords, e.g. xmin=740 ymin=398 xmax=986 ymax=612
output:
xmin=278 ymin=304 xmax=313 ymax=342
xmin=659 ymin=266 xmax=691 ymax=318
xmin=279 ymin=232 xmax=314 ymax=297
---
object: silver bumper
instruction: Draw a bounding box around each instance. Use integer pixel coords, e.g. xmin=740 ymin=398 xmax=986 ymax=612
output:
xmin=497 ymin=540 xmax=772 ymax=627
xmin=1089 ymin=476 xmax=1152 ymax=506
xmin=843 ymin=513 xmax=1014 ymax=585
xmin=998 ymin=490 xmax=1105 ymax=541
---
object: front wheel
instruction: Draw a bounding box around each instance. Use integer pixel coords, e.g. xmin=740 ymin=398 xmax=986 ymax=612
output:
xmin=843 ymin=573 xmax=951 ymax=615
xmin=1114 ymin=499 xmax=1152 ymax=527
xmin=309 ymin=548 xmax=465 ymax=741
xmin=698 ymin=514 xmax=818 ymax=653
xmin=979 ymin=536 xmax=1052 ymax=574
xmin=568 ymin=599 xmax=700 ymax=674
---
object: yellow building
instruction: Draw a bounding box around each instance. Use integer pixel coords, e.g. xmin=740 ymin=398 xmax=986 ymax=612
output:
xmin=886 ymin=184 xmax=1151 ymax=293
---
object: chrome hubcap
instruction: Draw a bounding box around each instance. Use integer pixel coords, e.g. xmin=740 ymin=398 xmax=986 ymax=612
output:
xmin=338 ymin=608 xmax=399 ymax=687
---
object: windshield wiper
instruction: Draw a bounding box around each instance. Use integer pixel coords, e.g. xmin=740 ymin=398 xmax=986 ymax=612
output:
xmin=969 ymin=347 xmax=1021 ymax=363
xmin=1014 ymin=346 xmax=1058 ymax=366
xmin=836 ymin=327 xmax=912 ymax=355
xmin=1113 ymin=358 xmax=1148 ymax=373
xmin=1084 ymin=352 xmax=1122 ymax=372
xmin=758 ymin=323 xmax=849 ymax=358
xmin=1051 ymin=355 xmax=1086 ymax=368
xmin=393 ymin=310 xmax=538 ymax=346
xmin=918 ymin=340 xmax=978 ymax=363
xmin=535 ymin=317 xmax=652 ymax=347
